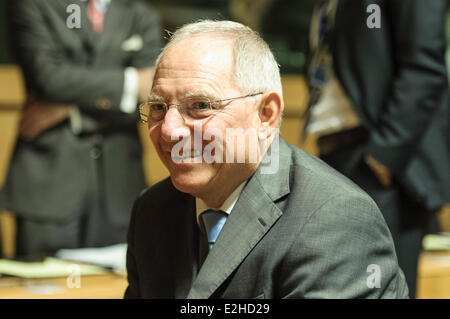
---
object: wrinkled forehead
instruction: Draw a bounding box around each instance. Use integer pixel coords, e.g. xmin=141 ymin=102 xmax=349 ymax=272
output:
xmin=152 ymin=34 xmax=239 ymax=98
xmin=156 ymin=34 xmax=235 ymax=78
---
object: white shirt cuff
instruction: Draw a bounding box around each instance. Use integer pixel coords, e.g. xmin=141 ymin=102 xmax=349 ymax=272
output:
xmin=120 ymin=67 xmax=139 ymax=113
xmin=69 ymin=106 xmax=83 ymax=135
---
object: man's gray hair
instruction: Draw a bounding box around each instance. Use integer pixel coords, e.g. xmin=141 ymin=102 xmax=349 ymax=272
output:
xmin=154 ymin=20 xmax=283 ymax=97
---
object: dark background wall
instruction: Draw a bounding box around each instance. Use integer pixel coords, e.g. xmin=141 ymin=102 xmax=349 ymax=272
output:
xmin=0 ymin=0 xmax=315 ymax=73
xmin=150 ymin=0 xmax=314 ymax=74
xmin=0 ymin=0 xmax=12 ymax=64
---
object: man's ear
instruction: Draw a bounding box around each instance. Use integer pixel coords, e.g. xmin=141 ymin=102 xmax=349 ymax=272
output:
xmin=258 ymin=92 xmax=284 ymax=140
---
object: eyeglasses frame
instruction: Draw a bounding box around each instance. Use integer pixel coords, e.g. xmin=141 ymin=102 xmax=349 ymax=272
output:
xmin=138 ymin=92 xmax=263 ymax=124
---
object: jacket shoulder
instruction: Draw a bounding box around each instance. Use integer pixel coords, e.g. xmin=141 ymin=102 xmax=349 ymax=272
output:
xmin=289 ymin=145 xmax=373 ymax=200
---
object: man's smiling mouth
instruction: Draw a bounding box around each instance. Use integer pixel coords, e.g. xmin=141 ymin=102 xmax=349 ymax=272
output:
xmin=172 ymin=149 xmax=203 ymax=161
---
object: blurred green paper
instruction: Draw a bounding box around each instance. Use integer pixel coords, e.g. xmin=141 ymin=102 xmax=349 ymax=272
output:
xmin=0 ymin=257 xmax=107 ymax=278
xmin=422 ymin=233 xmax=450 ymax=251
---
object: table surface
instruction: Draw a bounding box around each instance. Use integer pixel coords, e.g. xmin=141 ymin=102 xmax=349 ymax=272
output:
xmin=0 ymin=273 xmax=128 ymax=299
xmin=0 ymin=251 xmax=449 ymax=299
xmin=416 ymin=251 xmax=450 ymax=299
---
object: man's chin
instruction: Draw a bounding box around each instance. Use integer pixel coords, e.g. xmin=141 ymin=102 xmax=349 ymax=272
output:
xmin=169 ymin=171 xmax=211 ymax=196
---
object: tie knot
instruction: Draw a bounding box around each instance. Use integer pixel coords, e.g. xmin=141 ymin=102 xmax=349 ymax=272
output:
xmin=200 ymin=209 xmax=227 ymax=247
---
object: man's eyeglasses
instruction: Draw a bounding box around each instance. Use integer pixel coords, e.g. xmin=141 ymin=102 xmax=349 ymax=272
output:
xmin=139 ymin=92 xmax=263 ymax=123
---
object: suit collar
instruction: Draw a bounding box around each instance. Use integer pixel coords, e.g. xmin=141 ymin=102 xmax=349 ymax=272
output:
xmin=187 ymin=135 xmax=292 ymax=298
xmin=254 ymin=135 xmax=291 ymax=202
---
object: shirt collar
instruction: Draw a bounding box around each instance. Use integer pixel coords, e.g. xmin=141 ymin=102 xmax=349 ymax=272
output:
xmin=81 ymin=0 xmax=111 ymax=7
xmin=195 ymin=181 xmax=247 ymax=226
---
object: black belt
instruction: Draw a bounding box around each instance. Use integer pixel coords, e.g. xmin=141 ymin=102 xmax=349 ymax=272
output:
xmin=317 ymin=126 xmax=368 ymax=155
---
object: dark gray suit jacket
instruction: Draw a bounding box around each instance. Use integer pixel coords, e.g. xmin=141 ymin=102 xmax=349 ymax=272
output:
xmin=125 ymin=137 xmax=409 ymax=298
xmin=1 ymin=0 xmax=161 ymax=227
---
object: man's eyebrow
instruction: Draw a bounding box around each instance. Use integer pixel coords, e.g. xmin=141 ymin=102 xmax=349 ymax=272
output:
xmin=181 ymin=91 xmax=217 ymax=100
xmin=147 ymin=91 xmax=219 ymax=102
xmin=147 ymin=92 xmax=164 ymax=101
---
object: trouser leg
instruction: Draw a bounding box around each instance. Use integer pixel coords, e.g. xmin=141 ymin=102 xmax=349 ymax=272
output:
xmin=15 ymin=215 xmax=82 ymax=257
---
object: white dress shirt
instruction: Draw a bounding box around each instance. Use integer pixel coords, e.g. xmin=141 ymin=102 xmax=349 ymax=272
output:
xmin=195 ymin=181 xmax=247 ymax=227
xmin=306 ymin=0 xmax=361 ymax=138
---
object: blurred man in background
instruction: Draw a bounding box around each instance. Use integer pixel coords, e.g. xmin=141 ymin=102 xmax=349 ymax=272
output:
xmin=0 ymin=0 xmax=162 ymax=257
xmin=305 ymin=0 xmax=450 ymax=297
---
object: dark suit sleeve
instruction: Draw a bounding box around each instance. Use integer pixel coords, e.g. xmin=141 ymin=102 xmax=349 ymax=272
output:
xmin=280 ymin=193 xmax=409 ymax=298
xmin=8 ymin=0 xmax=126 ymax=111
xmin=128 ymin=1 xmax=162 ymax=69
xmin=124 ymin=196 xmax=141 ymax=299
xmin=366 ymin=0 xmax=449 ymax=173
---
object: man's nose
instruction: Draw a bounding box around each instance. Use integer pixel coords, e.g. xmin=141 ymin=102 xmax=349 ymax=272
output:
xmin=160 ymin=107 xmax=191 ymax=142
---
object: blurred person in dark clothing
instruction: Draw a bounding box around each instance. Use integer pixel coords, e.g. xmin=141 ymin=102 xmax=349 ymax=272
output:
xmin=305 ymin=0 xmax=450 ymax=298
xmin=0 ymin=0 xmax=162 ymax=256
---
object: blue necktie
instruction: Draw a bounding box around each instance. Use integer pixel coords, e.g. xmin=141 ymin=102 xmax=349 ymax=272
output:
xmin=200 ymin=209 xmax=227 ymax=250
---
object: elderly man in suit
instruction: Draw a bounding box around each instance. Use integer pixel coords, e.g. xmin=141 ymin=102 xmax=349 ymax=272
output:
xmin=124 ymin=20 xmax=408 ymax=299
xmin=1 ymin=0 xmax=161 ymax=256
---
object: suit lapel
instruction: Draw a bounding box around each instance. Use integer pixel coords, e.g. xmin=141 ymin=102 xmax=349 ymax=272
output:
xmin=48 ymin=0 xmax=93 ymax=45
xmin=187 ymin=136 xmax=292 ymax=299
xmin=69 ymin=0 xmax=95 ymax=46
xmin=74 ymin=0 xmax=120 ymax=53
xmin=95 ymin=0 xmax=123 ymax=54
